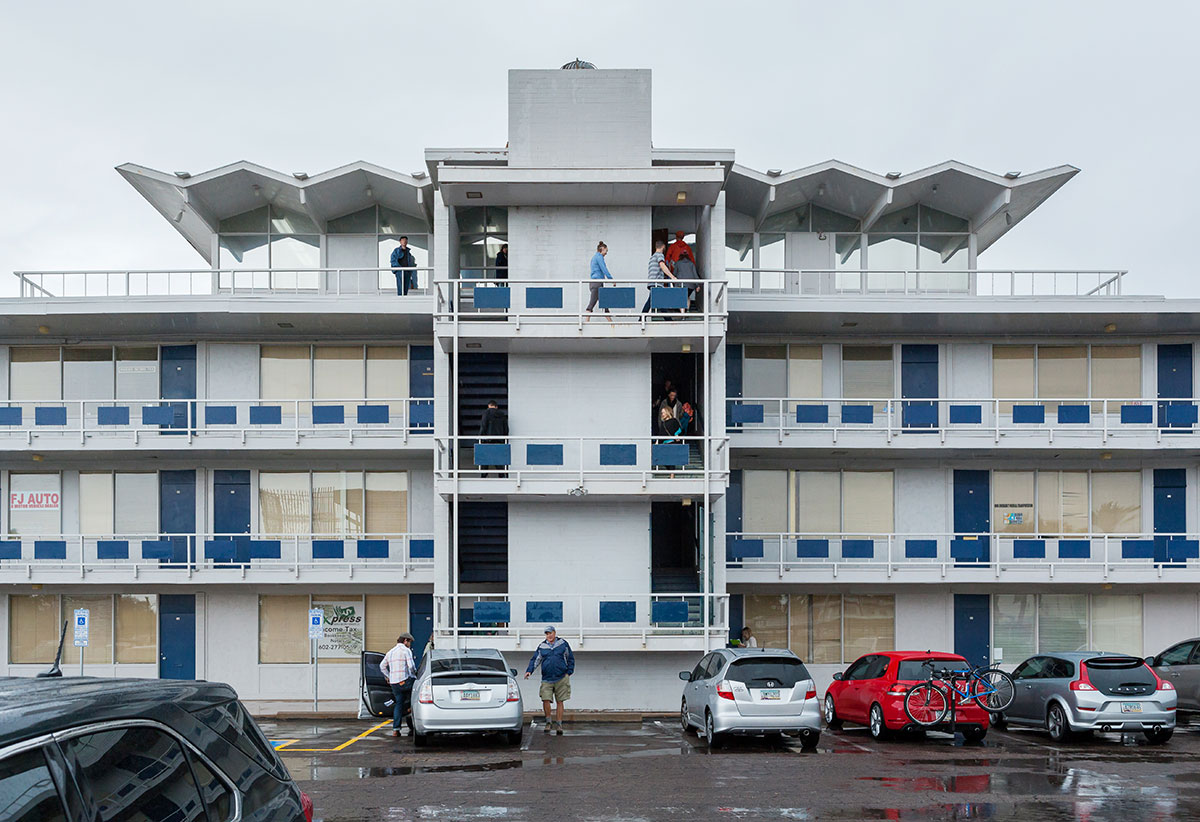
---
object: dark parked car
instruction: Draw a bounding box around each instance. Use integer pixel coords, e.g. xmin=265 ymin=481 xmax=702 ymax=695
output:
xmin=1146 ymin=638 xmax=1200 ymax=718
xmin=0 ymin=677 xmax=313 ymax=821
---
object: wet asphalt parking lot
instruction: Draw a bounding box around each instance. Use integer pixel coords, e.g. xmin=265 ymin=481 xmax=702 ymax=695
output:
xmin=261 ymin=716 xmax=1200 ymax=821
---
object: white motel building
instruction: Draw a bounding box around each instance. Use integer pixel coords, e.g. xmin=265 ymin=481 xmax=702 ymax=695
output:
xmin=2 ymin=66 xmax=1199 ymax=713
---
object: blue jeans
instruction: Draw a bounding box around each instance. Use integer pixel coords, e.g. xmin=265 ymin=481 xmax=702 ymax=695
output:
xmin=391 ymin=682 xmax=413 ymax=731
xmin=394 ymin=270 xmax=417 ymax=295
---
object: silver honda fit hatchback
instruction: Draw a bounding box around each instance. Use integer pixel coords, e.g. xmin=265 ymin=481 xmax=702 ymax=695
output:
xmin=679 ymin=647 xmax=821 ymax=748
xmin=411 ymin=648 xmax=524 ymax=746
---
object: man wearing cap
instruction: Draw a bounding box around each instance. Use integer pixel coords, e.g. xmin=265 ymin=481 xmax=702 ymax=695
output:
xmin=525 ymin=626 xmax=575 ymax=735
xmin=380 ymin=632 xmax=416 ymax=737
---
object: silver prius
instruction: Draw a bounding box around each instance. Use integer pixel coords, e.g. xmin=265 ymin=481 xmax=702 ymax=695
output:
xmin=679 ymin=647 xmax=821 ymax=748
xmin=411 ymin=648 xmax=524 ymax=746
xmin=995 ymin=652 xmax=1176 ymax=744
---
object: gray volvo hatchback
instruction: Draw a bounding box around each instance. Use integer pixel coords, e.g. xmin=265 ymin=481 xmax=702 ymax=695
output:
xmin=679 ymin=648 xmax=821 ymax=748
xmin=0 ymin=678 xmax=312 ymax=821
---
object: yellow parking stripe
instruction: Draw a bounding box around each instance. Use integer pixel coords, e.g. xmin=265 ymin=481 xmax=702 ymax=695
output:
xmin=274 ymin=720 xmax=392 ymax=752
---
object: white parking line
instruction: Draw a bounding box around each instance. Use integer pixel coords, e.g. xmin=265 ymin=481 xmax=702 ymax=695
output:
xmin=835 ymin=735 xmax=874 ymax=753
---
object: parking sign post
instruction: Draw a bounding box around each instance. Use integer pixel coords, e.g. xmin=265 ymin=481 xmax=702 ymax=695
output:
xmin=73 ymin=608 xmax=89 ymax=676
xmin=308 ymin=608 xmax=324 ymax=712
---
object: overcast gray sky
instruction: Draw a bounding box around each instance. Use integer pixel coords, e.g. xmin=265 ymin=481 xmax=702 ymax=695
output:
xmin=2 ymin=1 xmax=1197 ymax=297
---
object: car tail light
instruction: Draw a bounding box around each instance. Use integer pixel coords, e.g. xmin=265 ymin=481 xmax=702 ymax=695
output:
xmin=805 ymin=688 xmax=817 ymax=700
xmin=507 ymin=678 xmax=521 ymax=702
xmin=418 ymin=681 xmax=434 ymax=704
xmin=300 ymin=791 xmax=314 ymax=822
xmin=887 ymin=684 xmax=908 ymax=695
xmin=1070 ymin=663 xmax=1097 ymax=691
xmin=716 ymin=680 xmax=735 ymax=700
xmin=1147 ymin=665 xmax=1175 ymax=691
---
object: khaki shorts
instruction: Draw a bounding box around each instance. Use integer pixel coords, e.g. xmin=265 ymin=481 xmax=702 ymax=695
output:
xmin=539 ymin=675 xmax=571 ymax=702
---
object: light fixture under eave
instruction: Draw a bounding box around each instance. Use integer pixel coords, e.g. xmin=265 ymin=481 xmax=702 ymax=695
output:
xmin=1104 ymin=323 xmax=1117 ymax=333
xmin=365 ymin=186 xmax=374 ymax=199
xmin=37 ymin=325 xmax=50 ymax=334
xmin=411 ymin=171 xmax=427 ymax=179
xmin=466 ymin=191 xmax=483 ymax=199
xmin=841 ymin=321 xmax=858 ymax=328
xmin=1004 ymin=211 xmax=1013 ymax=226
xmin=277 ymin=322 xmax=294 ymax=329
xmin=292 ymin=172 xmax=309 ymax=180
xmin=886 ymin=171 xmax=901 ymax=180
xmin=1004 ymin=171 xmax=1021 ymax=179
xmin=766 ymin=169 xmax=782 ymax=177
xmin=681 ymin=343 xmax=692 ymax=353
xmin=465 ymin=342 xmax=482 ymax=348
xmin=676 ymin=191 xmax=687 ymax=203
xmin=173 ymin=171 xmax=191 ymax=179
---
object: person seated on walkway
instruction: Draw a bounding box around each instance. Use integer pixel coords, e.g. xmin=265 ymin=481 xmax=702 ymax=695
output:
xmin=641 ymin=238 xmax=677 ymax=314
xmin=587 ymin=241 xmax=613 ymax=320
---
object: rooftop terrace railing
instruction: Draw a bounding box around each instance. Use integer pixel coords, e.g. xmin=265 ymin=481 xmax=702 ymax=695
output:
xmin=728 ymin=397 xmax=1195 ymax=444
xmin=10 ymin=268 xmax=434 ymax=298
xmin=0 ymin=532 xmax=434 ymax=578
xmin=434 ymin=277 xmax=727 ymax=326
xmin=726 ymin=269 xmax=1126 ymax=297
xmin=727 ymin=531 xmax=1200 ymax=579
xmin=0 ymin=397 xmax=433 ymax=444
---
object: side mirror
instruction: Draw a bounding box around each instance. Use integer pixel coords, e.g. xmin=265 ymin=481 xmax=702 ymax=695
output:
xmin=1145 ymin=656 xmax=1157 ymax=667
xmin=832 ymin=672 xmax=843 ymax=681
xmin=678 ymin=671 xmax=691 ymax=681
xmin=510 ymin=668 xmax=518 ymax=677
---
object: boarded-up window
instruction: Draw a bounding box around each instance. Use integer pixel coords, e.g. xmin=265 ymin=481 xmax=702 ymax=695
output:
xmin=259 ymin=595 xmax=309 ymax=663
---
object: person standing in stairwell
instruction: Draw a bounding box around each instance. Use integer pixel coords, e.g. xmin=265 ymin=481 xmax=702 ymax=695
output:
xmin=478 ymin=399 xmax=508 ymax=478
xmin=587 ymin=241 xmax=613 ymax=320
xmin=525 ymin=626 xmax=575 ymax=735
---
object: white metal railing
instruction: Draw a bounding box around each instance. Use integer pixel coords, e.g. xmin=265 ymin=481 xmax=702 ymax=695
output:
xmin=725 ymin=269 xmax=1126 ymax=297
xmin=434 ymin=277 xmax=727 ymax=326
xmin=0 ymin=532 xmax=435 ymax=577
xmin=728 ymin=397 xmax=1194 ymax=444
xmin=10 ymin=268 xmax=435 ymax=298
xmin=435 ymin=435 xmax=726 ymax=485
xmin=727 ymin=531 xmax=1199 ymax=578
xmin=0 ymin=397 xmax=432 ymax=444
xmin=434 ymin=592 xmax=728 ymax=646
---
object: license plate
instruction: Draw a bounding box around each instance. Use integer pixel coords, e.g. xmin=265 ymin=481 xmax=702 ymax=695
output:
xmin=460 ymin=690 xmax=481 ymax=701
xmin=1121 ymin=702 xmax=1142 ymax=713
xmin=759 ymin=689 xmax=781 ymax=701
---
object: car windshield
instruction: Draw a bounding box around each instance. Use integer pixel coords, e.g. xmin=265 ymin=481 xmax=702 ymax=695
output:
xmin=897 ymin=659 xmax=968 ymax=681
xmin=431 ymin=656 xmax=507 ymax=674
xmin=726 ymin=658 xmax=810 ymax=688
xmin=1084 ymin=657 xmax=1156 ymax=690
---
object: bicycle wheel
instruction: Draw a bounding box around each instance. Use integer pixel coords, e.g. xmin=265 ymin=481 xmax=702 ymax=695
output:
xmin=904 ymin=682 xmax=949 ymax=726
xmin=972 ymin=668 xmax=1016 ymax=712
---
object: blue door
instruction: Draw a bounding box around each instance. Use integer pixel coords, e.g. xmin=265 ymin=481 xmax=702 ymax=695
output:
xmin=161 ymin=345 xmax=196 ymax=432
xmin=410 ymin=345 xmax=434 ymax=434
xmin=726 ymin=344 xmax=743 ymax=429
xmin=213 ymin=470 xmax=251 ymax=565
xmin=409 ymin=594 xmax=433 ymax=667
xmin=726 ymin=469 xmax=743 ymax=562
xmin=1154 ymin=469 xmax=1187 ymax=564
xmin=954 ymin=594 xmax=991 ymax=669
xmin=953 ymin=470 xmax=990 ymax=562
xmin=159 ymin=594 xmax=196 ymax=679
xmin=901 ymin=344 xmax=938 ymax=431
xmin=1157 ymin=344 xmax=1193 ymax=430
xmin=160 ymin=470 xmax=196 ymax=565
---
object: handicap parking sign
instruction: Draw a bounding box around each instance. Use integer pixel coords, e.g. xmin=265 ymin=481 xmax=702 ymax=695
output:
xmin=73 ymin=608 xmax=89 ymax=647
xmin=308 ymin=608 xmax=324 ymax=639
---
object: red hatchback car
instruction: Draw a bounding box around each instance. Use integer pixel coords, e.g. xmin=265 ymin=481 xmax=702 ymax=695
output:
xmin=824 ymin=651 xmax=990 ymax=741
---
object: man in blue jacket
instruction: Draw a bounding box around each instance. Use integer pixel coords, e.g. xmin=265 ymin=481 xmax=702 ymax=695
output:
xmin=389 ymin=236 xmax=417 ymax=295
xmin=525 ymin=625 xmax=575 ymax=735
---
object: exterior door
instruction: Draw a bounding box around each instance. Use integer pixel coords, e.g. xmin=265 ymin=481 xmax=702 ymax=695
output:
xmin=1007 ymin=657 xmax=1046 ymax=721
xmin=214 ymin=470 xmax=251 ymax=565
xmin=160 ymin=345 xmax=196 ymax=432
xmin=1156 ymin=641 xmax=1200 ymax=711
xmin=409 ymin=593 xmax=434 ymax=667
xmin=901 ymin=344 xmax=938 ymax=431
xmin=1154 ymin=469 xmax=1187 ymax=563
xmin=953 ymin=470 xmax=991 ymax=562
xmin=159 ymin=470 xmax=196 ymax=566
xmin=839 ymin=656 xmax=875 ymax=723
xmin=159 ymin=594 xmax=196 ymax=679
xmin=1157 ymin=343 xmax=1193 ymax=430
xmin=953 ymin=594 xmax=991 ymax=669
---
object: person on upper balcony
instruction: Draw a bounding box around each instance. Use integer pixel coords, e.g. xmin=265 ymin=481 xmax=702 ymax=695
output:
xmin=665 ymin=231 xmax=696 ymax=268
xmin=586 ymin=241 xmax=613 ymax=320
xmin=495 ymin=244 xmax=508 ymax=280
xmin=641 ymin=238 xmax=677 ymax=314
xmin=389 ymin=236 xmax=417 ymax=296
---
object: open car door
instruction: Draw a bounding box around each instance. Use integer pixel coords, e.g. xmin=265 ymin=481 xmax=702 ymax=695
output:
xmin=361 ymin=650 xmax=393 ymax=718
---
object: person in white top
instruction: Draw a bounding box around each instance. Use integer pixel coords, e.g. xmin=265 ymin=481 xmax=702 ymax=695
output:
xmin=740 ymin=627 xmax=758 ymax=648
xmin=380 ymin=633 xmax=417 ymax=737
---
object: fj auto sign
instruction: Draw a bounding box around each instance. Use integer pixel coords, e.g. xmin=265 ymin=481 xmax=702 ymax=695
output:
xmin=10 ymin=491 xmax=60 ymax=511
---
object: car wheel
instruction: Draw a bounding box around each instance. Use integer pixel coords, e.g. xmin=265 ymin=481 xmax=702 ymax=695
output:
xmin=824 ymin=695 xmax=843 ymax=730
xmin=799 ymin=729 xmax=820 ymax=750
xmin=704 ymin=711 xmax=723 ymax=749
xmin=869 ymin=704 xmax=890 ymax=741
xmin=1047 ymin=704 xmax=1070 ymax=743
xmin=413 ymin=731 xmax=429 ymax=747
xmin=962 ymin=726 xmax=987 ymax=743
xmin=1144 ymin=727 xmax=1174 ymax=745
xmin=989 ymin=711 xmax=1007 ymax=731
xmin=681 ymin=700 xmax=692 ymax=734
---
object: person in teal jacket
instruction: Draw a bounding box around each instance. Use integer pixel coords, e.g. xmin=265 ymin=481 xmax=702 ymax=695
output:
xmin=586 ymin=241 xmax=613 ymax=318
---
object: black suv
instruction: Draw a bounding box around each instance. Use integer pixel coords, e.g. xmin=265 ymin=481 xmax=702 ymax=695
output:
xmin=0 ymin=678 xmax=312 ymax=821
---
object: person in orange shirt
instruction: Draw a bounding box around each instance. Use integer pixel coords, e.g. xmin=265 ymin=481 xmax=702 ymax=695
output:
xmin=665 ymin=231 xmax=696 ymax=268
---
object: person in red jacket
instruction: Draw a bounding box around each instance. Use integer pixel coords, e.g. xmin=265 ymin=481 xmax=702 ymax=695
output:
xmin=665 ymin=231 xmax=696 ymax=268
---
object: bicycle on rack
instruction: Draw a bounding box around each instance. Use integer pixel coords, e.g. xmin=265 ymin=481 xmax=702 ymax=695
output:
xmin=903 ymin=659 xmax=1015 ymax=727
